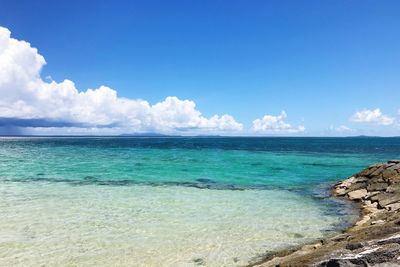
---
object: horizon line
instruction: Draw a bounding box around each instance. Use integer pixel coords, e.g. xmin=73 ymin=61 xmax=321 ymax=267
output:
xmin=0 ymin=135 xmax=399 ymax=138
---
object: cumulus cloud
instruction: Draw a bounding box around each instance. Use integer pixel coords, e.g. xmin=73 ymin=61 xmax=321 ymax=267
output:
xmin=252 ymin=111 xmax=305 ymax=134
xmin=0 ymin=26 xmax=243 ymax=134
xmin=350 ymin=109 xmax=394 ymax=126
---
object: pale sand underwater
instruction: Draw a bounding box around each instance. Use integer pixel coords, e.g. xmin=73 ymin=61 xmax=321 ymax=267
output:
xmin=0 ymin=182 xmax=349 ymax=266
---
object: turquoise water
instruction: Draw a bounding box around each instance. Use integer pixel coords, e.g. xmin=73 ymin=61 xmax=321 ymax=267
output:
xmin=1 ymin=137 xmax=400 ymax=266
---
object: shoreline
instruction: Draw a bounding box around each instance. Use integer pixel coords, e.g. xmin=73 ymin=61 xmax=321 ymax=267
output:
xmin=252 ymin=160 xmax=400 ymax=266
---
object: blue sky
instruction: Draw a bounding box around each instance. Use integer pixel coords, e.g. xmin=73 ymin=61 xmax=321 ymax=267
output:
xmin=0 ymin=0 xmax=399 ymax=135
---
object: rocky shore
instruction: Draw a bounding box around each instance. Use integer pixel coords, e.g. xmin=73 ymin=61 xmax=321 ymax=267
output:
xmin=254 ymin=160 xmax=400 ymax=267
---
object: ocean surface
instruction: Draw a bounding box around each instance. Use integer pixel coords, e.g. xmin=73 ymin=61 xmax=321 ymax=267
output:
xmin=1 ymin=137 xmax=400 ymax=266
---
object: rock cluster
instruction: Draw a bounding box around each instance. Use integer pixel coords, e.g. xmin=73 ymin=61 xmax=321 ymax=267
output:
xmin=334 ymin=160 xmax=400 ymax=214
xmin=254 ymin=160 xmax=400 ymax=267
xmin=317 ymin=233 xmax=400 ymax=267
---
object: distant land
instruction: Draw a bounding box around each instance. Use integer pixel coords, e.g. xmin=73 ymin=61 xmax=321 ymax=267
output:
xmin=0 ymin=134 xmax=399 ymax=138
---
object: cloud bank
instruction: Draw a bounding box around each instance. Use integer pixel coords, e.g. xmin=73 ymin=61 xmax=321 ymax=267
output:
xmin=0 ymin=26 xmax=243 ymax=135
xmin=350 ymin=109 xmax=395 ymax=126
xmin=7 ymin=25 xmax=396 ymax=136
xmin=252 ymin=111 xmax=305 ymax=134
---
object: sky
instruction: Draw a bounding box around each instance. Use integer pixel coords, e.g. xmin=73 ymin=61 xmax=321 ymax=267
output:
xmin=0 ymin=0 xmax=399 ymax=136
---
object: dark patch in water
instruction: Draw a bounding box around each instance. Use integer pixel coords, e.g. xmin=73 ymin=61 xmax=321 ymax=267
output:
xmin=303 ymin=162 xmax=346 ymax=168
xmin=193 ymin=258 xmax=205 ymax=265
xmin=271 ymin=166 xmax=285 ymax=171
xmin=29 ymin=177 xmax=72 ymax=183
xmin=195 ymin=178 xmax=216 ymax=184
xmin=96 ymin=180 xmax=132 ymax=186
xmin=293 ymin=233 xmax=304 ymax=238
xmin=15 ymin=176 xmax=306 ymax=195
xmin=303 ymin=162 xmax=362 ymax=168
xmin=2 ymin=176 xmax=255 ymax=191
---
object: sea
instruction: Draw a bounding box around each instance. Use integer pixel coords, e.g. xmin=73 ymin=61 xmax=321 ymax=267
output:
xmin=1 ymin=136 xmax=400 ymax=266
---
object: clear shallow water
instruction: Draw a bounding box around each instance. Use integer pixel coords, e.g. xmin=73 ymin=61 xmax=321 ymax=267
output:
xmin=0 ymin=137 xmax=400 ymax=266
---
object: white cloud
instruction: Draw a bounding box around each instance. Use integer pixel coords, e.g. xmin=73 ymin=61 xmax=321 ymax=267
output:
xmin=329 ymin=125 xmax=355 ymax=133
xmin=0 ymin=26 xmax=243 ymax=134
xmin=350 ymin=108 xmax=394 ymax=126
xmin=252 ymin=111 xmax=305 ymax=134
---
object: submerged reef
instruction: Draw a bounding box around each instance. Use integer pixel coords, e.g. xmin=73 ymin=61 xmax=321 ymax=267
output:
xmin=253 ymin=160 xmax=400 ymax=267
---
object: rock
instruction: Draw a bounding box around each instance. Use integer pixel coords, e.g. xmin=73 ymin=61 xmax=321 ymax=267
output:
xmin=363 ymin=199 xmax=372 ymax=205
xmin=370 ymin=166 xmax=387 ymax=177
xmin=363 ymin=243 xmax=400 ymax=264
xmin=313 ymin=243 xmax=323 ymax=249
xmin=346 ymin=182 xmax=367 ymax=192
xmin=373 ymin=263 xmax=400 ymax=267
xmin=356 ymin=215 xmax=371 ymax=226
xmin=363 ymin=201 xmax=379 ymax=213
xmin=335 ymin=180 xmax=367 ymax=196
xmin=386 ymin=163 xmax=400 ymax=171
xmin=335 ymin=187 xmax=348 ymax=196
xmin=386 ymin=184 xmax=400 ymax=193
xmin=320 ymin=258 xmax=367 ymax=267
xmin=332 ymin=234 xmax=350 ymax=242
xmin=376 ymin=234 xmax=400 ymax=245
xmin=348 ymin=189 xmax=368 ymax=200
xmin=367 ymin=182 xmax=389 ymax=192
xmin=383 ymin=169 xmax=400 ymax=180
xmin=319 ymin=244 xmax=400 ymax=266
xmin=377 ymin=193 xmax=400 ymax=207
xmin=302 ymin=243 xmax=322 ymax=250
xmin=359 ymin=166 xmax=379 ymax=177
xmin=371 ymin=193 xmax=384 ymax=202
xmin=354 ymin=176 xmax=370 ymax=183
xmin=385 ymin=203 xmax=400 ymax=211
xmin=346 ymin=242 xmax=363 ymax=250
xmin=387 ymin=174 xmax=400 ymax=184
xmin=341 ymin=176 xmax=357 ymax=188
xmin=365 ymin=191 xmax=382 ymax=199
xmin=371 ymin=220 xmax=385 ymax=225
xmin=388 ymin=160 xmax=400 ymax=164
xmin=365 ymin=191 xmax=380 ymax=200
